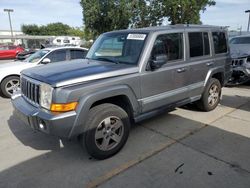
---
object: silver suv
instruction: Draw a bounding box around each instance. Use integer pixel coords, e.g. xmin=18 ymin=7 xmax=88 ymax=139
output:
xmin=12 ymin=25 xmax=231 ymax=159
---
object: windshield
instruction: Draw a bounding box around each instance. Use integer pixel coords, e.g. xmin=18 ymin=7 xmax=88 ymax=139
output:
xmin=86 ymin=32 xmax=147 ymax=65
xmin=24 ymin=49 xmax=50 ymax=63
xmin=230 ymin=37 xmax=250 ymax=44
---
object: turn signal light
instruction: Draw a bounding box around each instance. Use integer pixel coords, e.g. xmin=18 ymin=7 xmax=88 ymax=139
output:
xmin=50 ymin=102 xmax=78 ymax=112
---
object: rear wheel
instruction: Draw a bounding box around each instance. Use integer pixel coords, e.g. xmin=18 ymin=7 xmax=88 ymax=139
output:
xmin=82 ymin=103 xmax=130 ymax=160
xmin=196 ymin=78 xmax=221 ymax=111
xmin=0 ymin=76 xmax=20 ymax=98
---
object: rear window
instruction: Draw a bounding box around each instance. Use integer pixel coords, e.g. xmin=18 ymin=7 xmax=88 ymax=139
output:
xmin=188 ymin=32 xmax=210 ymax=58
xmin=212 ymin=32 xmax=228 ymax=54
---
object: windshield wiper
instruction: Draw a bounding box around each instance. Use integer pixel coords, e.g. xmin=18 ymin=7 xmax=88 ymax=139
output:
xmin=95 ymin=57 xmax=120 ymax=64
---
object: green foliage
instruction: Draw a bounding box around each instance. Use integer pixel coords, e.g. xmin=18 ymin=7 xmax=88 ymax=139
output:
xmin=130 ymin=0 xmax=164 ymax=28
xmin=21 ymin=22 xmax=85 ymax=38
xmin=80 ymin=0 xmax=132 ymax=38
xmin=162 ymin=0 xmax=216 ymax=24
xmin=21 ymin=24 xmax=40 ymax=35
xmin=80 ymin=0 xmax=216 ymax=38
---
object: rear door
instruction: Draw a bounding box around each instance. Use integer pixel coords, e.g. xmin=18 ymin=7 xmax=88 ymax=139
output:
xmin=187 ymin=31 xmax=213 ymax=98
xmin=140 ymin=32 xmax=190 ymax=112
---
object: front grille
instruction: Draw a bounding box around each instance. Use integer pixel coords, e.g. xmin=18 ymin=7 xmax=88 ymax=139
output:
xmin=21 ymin=77 xmax=40 ymax=105
xmin=232 ymin=59 xmax=244 ymax=67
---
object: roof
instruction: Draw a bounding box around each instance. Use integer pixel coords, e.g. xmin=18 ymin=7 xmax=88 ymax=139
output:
xmin=107 ymin=24 xmax=227 ymax=34
xmin=44 ymin=46 xmax=88 ymax=51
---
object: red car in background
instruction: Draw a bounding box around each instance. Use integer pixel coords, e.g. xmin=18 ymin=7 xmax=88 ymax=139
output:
xmin=0 ymin=45 xmax=24 ymax=59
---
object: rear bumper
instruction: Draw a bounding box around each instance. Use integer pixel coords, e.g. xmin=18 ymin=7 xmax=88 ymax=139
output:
xmin=11 ymin=92 xmax=77 ymax=138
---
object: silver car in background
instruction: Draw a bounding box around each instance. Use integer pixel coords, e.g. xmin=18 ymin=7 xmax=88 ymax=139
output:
xmin=228 ymin=35 xmax=250 ymax=85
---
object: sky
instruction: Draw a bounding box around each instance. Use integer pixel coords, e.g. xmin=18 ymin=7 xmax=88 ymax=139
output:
xmin=0 ymin=0 xmax=249 ymax=31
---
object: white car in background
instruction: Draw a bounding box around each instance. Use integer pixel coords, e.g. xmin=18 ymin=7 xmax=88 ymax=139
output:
xmin=0 ymin=46 xmax=88 ymax=98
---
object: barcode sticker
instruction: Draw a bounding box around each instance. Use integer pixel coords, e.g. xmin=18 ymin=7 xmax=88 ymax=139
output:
xmin=127 ymin=34 xmax=146 ymax=40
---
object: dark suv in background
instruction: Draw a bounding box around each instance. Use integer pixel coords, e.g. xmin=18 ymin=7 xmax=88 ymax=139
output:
xmin=12 ymin=25 xmax=231 ymax=159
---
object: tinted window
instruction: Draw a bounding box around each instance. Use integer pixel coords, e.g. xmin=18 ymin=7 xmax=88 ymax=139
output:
xmin=189 ymin=32 xmax=210 ymax=57
xmin=0 ymin=46 xmax=8 ymax=50
xmin=46 ymin=49 xmax=67 ymax=62
xmin=212 ymin=32 xmax=227 ymax=54
xmin=70 ymin=49 xmax=87 ymax=59
xmin=8 ymin=46 xmax=16 ymax=50
xmin=63 ymin=40 xmax=70 ymax=43
xmin=204 ymin=33 xmax=210 ymax=55
xmin=151 ymin=33 xmax=183 ymax=61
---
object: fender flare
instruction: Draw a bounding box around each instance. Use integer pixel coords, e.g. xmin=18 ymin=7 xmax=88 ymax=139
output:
xmin=68 ymin=85 xmax=140 ymax=138
xmin=204 ymin=66 xmax=225 ymax=87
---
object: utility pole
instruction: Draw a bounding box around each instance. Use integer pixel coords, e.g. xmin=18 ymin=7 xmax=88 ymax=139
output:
xmin=246 ymin=10 xmax=250 ymax=32
xmin=3 ymin=9 xmax=14 ymax=42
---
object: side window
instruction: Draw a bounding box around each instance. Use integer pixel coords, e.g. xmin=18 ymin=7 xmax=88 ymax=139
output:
xmin=188 ymin=32 xmax=210 ymax=58
xmin=8 ymin=46 xmax=16 ymax=50
xmin=151 ymin=33 xmax=183 ymax=62
xmin=212 ymin=32 xmax=227 ymax=54
xmin=203 ymin=33 xmax=210 ymax=55
xmin=46 ymin=50 xmax=67 ymax=63
xmin=70 ymin=50 xmax=87 ymax=59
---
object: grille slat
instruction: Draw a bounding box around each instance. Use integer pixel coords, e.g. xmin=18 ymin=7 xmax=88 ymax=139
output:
xmin=232 ymin=59 xmax=244 ymax=67
xmin=21 ymin=77 xmax=40 ymax=106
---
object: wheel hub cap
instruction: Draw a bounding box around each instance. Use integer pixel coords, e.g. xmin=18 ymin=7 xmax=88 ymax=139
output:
xmin=95 ymin=116 xmax=124 ymax=151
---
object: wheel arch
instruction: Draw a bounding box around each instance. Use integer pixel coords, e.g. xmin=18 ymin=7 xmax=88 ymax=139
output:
xmin=68 ymin=85 xmax=140 ymax=138
xmin=204 ymin=67 xmax=225 ymax=87
xmin=0 ymin=74 xmax=20 ymax=84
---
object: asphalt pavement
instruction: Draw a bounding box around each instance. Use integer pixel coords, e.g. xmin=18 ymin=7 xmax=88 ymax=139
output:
xmin=0 ymin=59 xmax=250 ymax=187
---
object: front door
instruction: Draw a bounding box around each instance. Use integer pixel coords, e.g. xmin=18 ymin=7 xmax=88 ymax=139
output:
xmin=140 ymin=32 xmax=190 ymax=113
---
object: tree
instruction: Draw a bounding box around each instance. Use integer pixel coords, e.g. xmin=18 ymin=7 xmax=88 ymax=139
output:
xmin=80 ymin=0 xmax=132 ymax=38
xmin=162 ymin=0 xmax=216 ymax=24
xmin=21 ymin=22 xmax=78 ymax=36
xmin=80 ymin=0 xmax=216 ymax=38
xmin=44 ymin=22 xmax=71 ymax=35
xmin=21 ymin=24 xmax=40 ymax=35
xmin=130 ymin=0 xmax=164 ymax=28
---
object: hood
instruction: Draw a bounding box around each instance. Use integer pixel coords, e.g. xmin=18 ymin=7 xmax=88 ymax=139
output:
xmin=230 ymin=44 xmax=250 ymax=59
xmin=22 ymin=59 xmax=138 ymax=87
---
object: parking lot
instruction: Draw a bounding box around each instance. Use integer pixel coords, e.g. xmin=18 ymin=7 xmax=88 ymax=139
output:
xmin=0 ymin=60 xmax=250 ymax=188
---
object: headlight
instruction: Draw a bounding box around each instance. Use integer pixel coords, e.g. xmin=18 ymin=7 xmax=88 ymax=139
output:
xmin=40 ymin=83 xmax=53 ymax=110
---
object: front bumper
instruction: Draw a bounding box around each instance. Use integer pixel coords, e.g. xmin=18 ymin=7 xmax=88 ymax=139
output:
xmin=11 ymin=92 xmax=77 ymax=138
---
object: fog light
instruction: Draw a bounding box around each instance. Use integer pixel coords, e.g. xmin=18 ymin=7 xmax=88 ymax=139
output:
xmin=39 ymin=120 xmax=46 ymax=130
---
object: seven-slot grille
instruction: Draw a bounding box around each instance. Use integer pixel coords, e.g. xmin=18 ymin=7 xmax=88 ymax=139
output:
xmin=232 ymin=59 xmax=244 ymax=67
xmin=21 ymin=77 xmax=40 ymax=105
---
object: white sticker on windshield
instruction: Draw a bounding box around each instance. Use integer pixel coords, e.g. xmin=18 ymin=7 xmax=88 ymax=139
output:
xmin=127 ymin=34 xmax=146 ymax=40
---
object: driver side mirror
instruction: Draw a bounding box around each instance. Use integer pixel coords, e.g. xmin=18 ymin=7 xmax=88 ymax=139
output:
xmin=41 ymin=58 xmax=51 ymax=64
xmin=150 ymin=54 xmax=168 ymax=70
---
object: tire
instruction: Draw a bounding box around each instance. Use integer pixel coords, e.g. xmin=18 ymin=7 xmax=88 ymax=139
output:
xmin=83 ymin=103 xmax=130 ymax=160
xmin=0 ymin=76 xmax=20 ymax=98
xmin=196 ymin=78 xmax=221 ymax=112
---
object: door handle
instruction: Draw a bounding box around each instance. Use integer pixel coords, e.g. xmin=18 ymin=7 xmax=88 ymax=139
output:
xmin=177 ymin=68 xmax=186 ymax=73
xmin=206 ymin=62 xmax=214 ymax=67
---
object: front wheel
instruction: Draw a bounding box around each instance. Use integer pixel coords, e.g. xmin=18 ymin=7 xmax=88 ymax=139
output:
xmin=82 ymin=103 xmax=130 ymax=160
xmin=196 ymin=78 xmax=221 ymax=112
xmin=0 ymin=76 xmax=20 ymax=98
